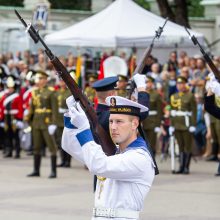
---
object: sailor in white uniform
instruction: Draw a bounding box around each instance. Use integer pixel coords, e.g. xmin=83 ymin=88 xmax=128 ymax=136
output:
xmin=62 ymin=95 xmax=155 ymax=219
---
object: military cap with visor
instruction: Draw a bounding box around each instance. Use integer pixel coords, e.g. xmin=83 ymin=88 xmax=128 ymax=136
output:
xmin=176 ymin=76 xmax=187 ymax=83
xmin=87 ymin=73 xmax=98 ymax=83
xmin=146 ymin=75 xmax=155 ymax=83
xmin=118 ymin=75 xmax=128 ymax=82
xmin=106 ymin=95 xmax=148 ymax=118
xmin=35 ymin=70 xmax=49 ymax=78
xmin=92 ymin=76 xmax=118 ymax=92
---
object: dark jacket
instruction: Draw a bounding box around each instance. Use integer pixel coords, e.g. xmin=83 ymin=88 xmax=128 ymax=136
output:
xmin=204 ymin=94 xmax=220 ymax=119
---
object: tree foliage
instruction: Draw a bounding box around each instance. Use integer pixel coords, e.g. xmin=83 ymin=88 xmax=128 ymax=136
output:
xmin=48 ymin=0 xmax=91 ymax=10
xmin=188 ymin=0 xmax=204 ymax=17
xmin=155 ymin=0 xmax=204 ymax=28
xmin=134 ymin=0 xmax=150 ymax=10
xmin=0 ymin=0 xmax=23 ymax=6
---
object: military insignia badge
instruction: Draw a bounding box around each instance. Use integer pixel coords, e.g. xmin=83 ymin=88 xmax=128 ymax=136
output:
xmin=45 ymin=117 xmax=50 ymax=124
xmin=110 ymin=97 xmax=116 ymax=106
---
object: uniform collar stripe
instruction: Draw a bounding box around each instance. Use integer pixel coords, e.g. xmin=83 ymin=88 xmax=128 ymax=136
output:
xmin=3 ymin=93 xmax=19 ymax=106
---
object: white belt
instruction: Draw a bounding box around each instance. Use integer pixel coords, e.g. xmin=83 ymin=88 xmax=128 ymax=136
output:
xmin=4 ymin=109 xmax=19 ymax=114
xmin=149 ymin=110 xmax=157 ymax=116
xmin=58 ymin=108 xmax=68 ymax=113
xmin=170 ymin=110 xmax=192 ymax=117
xmin=171 ymin=110 xmax=192 ymax=127
xmin=93 ymin=207 xmax=139 ymax=219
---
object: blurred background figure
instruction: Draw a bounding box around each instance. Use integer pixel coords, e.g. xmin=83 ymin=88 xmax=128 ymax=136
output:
xmin=26 ymin=71 xmax=58 ymax=178
xmin=0 ymin=76 xmax=23 ymax=158
xmin=170 ymin=76 xmax=197 ymax=174
xmin=142 ymin=76 xmax=163 ymax=156
xmin=55 ymin=78 xmax=72 ymax=168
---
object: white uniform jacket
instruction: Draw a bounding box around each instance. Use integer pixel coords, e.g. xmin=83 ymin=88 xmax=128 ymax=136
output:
xmin=62 ymin=115 xmax=155 ymax=220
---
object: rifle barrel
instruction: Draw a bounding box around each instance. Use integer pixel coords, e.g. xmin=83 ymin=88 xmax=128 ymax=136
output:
xmin=15 ymin=9 xmax=28 ymax=28
xmin=185 ymin=27 xmax=220 ymax=81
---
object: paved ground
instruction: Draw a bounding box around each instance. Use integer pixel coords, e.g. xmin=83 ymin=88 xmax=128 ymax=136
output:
xmin=0 ymin=152 xmax=219 ymax=220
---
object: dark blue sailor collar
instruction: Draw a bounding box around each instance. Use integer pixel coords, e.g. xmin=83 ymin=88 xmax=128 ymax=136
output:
xmin=117 ymin=137 xmax=148 ymax=154
xmin=96 ymin=103 xmax=109 ymax=112
xmin=126 ymin=137 xmax=147 ymax=151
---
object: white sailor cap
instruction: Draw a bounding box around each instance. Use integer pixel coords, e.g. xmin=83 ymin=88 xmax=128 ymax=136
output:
xmin=105 ymin=96 xmax=148 ymax=117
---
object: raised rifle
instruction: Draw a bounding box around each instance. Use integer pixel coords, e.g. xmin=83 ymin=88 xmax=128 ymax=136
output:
xmin=127 ymin=17 xmax=168 ymax=98
xmin=15 ymin=9 xmax=116 ymax=156
xmin=185 ymin=27 xmax=220 ymax=81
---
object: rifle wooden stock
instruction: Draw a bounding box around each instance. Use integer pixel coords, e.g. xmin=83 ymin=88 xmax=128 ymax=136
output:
xmin=199 ymin=50 xmax=220 ymax=81
xmin=133 ymin=44 xmax=153 ymax=75
xmin=15 ymin=10 xmax=116 ymax=156
xmin=127 ymin=45 xmax=153 ymax=98
xmin=49 ymin=57 xmax=116 ymax=156
xmin=128 ymin=18 xmax=168 ymax=98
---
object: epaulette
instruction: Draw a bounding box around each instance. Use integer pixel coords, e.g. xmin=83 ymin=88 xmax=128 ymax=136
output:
xmin=31 ymin=88 xmax=37 ymax=95
xmin=31 ymin=86 xmax=38 ymax=91
xmin=48 ymin=87 xmax=55 ymax=91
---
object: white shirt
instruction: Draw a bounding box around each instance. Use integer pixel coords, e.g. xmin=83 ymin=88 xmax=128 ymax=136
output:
xmin=62 ymin=116 xmax=155 ymax=219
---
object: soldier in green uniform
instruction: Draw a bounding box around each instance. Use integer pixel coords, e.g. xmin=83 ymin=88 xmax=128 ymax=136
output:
xmin=84 ymin=73 xmax=97 ymax=105
xmin=170 ymin=76 xmax=197 ymax=174
xmin=26 ymin=70 xmax=58 ymax=178
xmin=54 ymin=78 xmax=72 ymax=167
xmin=115 ymin=75 xmax=128 ymax=98
xmin=142 ymin=76 xmax=163 ymax=156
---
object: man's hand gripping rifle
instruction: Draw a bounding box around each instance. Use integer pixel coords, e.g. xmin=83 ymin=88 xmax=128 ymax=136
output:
xmin=15 ymin=10 xmax=116 ymax=156
xmin=127 ymin=17 xmax=168 ymax=99
xmin=185 ymin=27 xmax=220 ymax=81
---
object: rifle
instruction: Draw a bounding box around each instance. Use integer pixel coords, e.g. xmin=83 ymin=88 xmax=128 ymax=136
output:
xmin=184 ymin=27 xmax=220 ymax=81
xmin=15 ymin=9 xmax=116 ymax=156
xmin=127 ymin=17 xmax=168 ymax=98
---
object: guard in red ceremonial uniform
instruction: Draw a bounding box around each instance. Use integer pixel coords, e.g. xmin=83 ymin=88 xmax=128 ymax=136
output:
xmin=0 ymin=76 xmax=23 ymax=158
xmin=20 ymin=70 xmax=36 ymax=110
xmin=19 ymin=70 xmax=36 ymax=153
xmin=0 ymin=78 xmax=6 ymax=150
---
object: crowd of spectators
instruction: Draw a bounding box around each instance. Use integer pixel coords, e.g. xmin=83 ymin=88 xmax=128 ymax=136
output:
xmin=0 ymin=48 xmax=220 ymax=169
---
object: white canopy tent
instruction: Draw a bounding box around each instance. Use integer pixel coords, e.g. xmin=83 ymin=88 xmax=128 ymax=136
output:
xmin=44 ymin=0 xmax=205 ymax=49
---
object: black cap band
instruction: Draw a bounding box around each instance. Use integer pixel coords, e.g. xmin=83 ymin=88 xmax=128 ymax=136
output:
xmin=109 ymin=105 xmax=140 ymax=117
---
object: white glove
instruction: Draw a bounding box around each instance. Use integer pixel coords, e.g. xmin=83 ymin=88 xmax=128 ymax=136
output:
xmin=66 ymin=95 xmax=76 ymax=109
xmin=68 ymin=102 xmax=90 ymax=132
xmin=154 ymin=127 xmax=161 ymax=133
xmin=16 ymin=121 xmax=24 ymax=129
xmin=207 ymin=72 xmax=217 ymax=82
xmin=48 ymin=124 xmax=57 ymax=135
xmin=0 ymin=122 xmax=4 ymax=128
xmin=133 ymin=73 xmax=146 ymax=89
xmin=205 ymin=79 xmax=212 ymax=92
xmin=209 ymin=80 xmax=220 ymax=97
xmin=189 ymin=126 xmax=196 ymax=133
xmin=168 ymin=126 xmax=175 ymax=136
xmin=23 ymin=109 xmax=29 ymax=117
